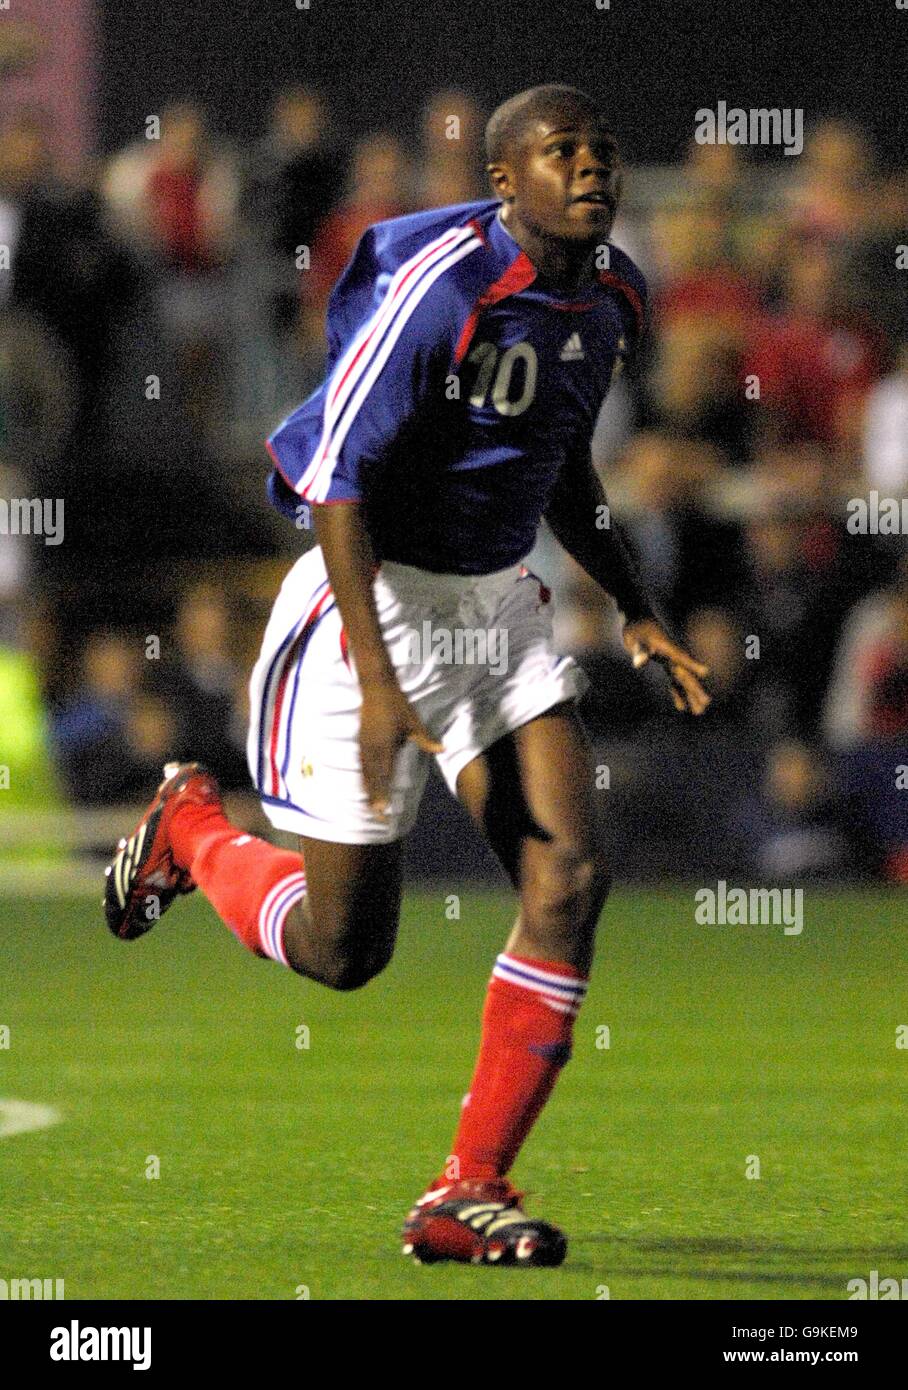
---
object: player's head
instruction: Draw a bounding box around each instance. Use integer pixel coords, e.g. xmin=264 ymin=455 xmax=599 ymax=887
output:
xmin=485 ymin=85 xmax=621 ymax=244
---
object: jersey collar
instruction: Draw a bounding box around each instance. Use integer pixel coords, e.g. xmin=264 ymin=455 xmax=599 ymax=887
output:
xmin=485 ymin=203 xmax=617 ymax=312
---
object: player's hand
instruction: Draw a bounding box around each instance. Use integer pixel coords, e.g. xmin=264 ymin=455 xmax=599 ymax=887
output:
xmin=622 ymin=618 xmax=711 ymax=716
xmin=359 ymin=679 xmax=443 ymax=819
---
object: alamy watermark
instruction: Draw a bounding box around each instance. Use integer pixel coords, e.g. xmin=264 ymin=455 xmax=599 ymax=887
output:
xmin=694 ymin=880 xmax=804 ymax=935
xmin=847 ymin=1270 xmax=907 ymax=1299
xmin=846 ymin=491 xmax=908 ymax=535
xmin=0 ymin=497 xmax=64 ymax=545
xmin=0 ymin=1275 xmax=64 ymax=1299
xmin=50 ymin=1321 xmax=151 ymax=1370
xmin=694 ymin=102 xmax=803 ymax=156
xmin=402 ymin=621 xmax=508 ymax=676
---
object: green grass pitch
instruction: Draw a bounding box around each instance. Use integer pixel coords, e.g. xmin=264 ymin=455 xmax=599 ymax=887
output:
xmin=1 ymin=885 xmax=905 ymax=1300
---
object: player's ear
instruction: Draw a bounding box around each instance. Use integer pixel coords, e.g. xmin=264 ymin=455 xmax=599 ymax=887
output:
xmin=487 ymin=161 xmax=515 ymax=201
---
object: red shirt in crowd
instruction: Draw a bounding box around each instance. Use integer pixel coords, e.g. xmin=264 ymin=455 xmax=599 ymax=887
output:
xmin=746 ymin=312 xmax=880 ymax=448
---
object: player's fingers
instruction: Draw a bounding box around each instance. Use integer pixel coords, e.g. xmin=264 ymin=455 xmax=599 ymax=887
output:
xmin=631 ymin=644 xmax=650 ymax=669
xmin=663 ymin=644 xmax=709 ymax=679
xmin=409 ymin=731 xmax=444 ymax=754
xmin=672 ymin=665 xmax=711 ymax=715
xmin=360 ymin=737 xmax=395 ymax=818
xmin=405 ymin=714 xmax=443 ymax=754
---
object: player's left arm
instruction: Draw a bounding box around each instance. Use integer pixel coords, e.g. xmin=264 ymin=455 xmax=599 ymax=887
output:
xmin=544 ymin=446 xmax=711 ymax=715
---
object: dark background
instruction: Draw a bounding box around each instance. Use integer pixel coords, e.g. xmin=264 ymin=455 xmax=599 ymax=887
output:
xmin=97 ymin=0 xmax=903 ymax=167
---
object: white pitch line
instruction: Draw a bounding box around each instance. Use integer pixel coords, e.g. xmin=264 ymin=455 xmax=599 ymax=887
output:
xmin=0 ymin=1099 xmax=62 ymax=1139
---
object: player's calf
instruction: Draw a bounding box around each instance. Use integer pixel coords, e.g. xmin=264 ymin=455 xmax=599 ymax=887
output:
xmin=104 ymin=770 xmax=403 ymax=993
xmin=280 ymin=835 xmax=403 ymax=990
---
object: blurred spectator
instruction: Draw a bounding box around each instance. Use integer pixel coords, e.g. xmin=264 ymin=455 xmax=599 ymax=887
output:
xmin=122 ymin=691 xmax=179 ymax=789
xmin=304 ymin=133 xmax=412 ymax=329
xmin=859 ymin=574 xmax=908 ymax=739
xmin=0 ymin=110 xmax=47 ymax=307
xmin=51 ymin=632 xmax=146 ymax=804
xmin=155 ymin=582 xmax=248 ymax=789
xmin=618 ymin=431 xmax=744 ymax=624
xmin=652 ymin=204 xmax=760 ymax=323
xmin=785 ymin=120 xmax=871 ymax=243
xmin=244 ymin=87 xmax=343 ymax=262
xmin=1 ymin=109 xmax=141 ymax=448
xmin=106 ymin=101 xmax=238 ymax=274
xmin=842 ymin=170 xmax=908 ymax=366
xmin=739 ymin=739 xmax=853 ymax=880
xmin=682 ymin=140 xmax=744 ymax=211
xmin=684 ymin=606 xmax=756 ymax=725
xmin=746 ymin=237 xmax=881 ymax=459
xmin=104 ymin=102 xmax=238 ymax=436
xmin=862 ymin=341 xmax=908 ymax=494
xmin=829 ymin=569 xmax=908 ymax=880
xmin=418 ymin=89 xmax=485 ymax=206
xmin=144 ymin=103 xmax=234 ymax=274
xmin=240 ymin=86 xmax=344 ymax=338
xmin=739 ymin=501 xmax=831 ymax=737
xmin=597 ymin=606 xmax=762 ymax=879
xmin=0 ymin=310 xmax=75 ymax=489
xmin=647 ymin=205 xmax=759 ymax=456
xmin=824 ymin=557 xmax=908 ymax=747
xmin=228 ymin=88 xmax=344 ymax=434
xmin=556 ymin=570 xmax=652 ymax=739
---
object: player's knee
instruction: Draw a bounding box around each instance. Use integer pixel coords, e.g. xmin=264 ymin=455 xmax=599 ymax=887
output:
xmin=530 ymin=843 xmax=612 ymax=925
xmin=322 ymin=960 xmax=374 ymax=991
xmin=319 ymin=935 xmax=394 ymax=992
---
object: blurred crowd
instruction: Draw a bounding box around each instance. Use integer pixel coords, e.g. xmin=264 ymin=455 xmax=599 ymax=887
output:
xmin=0 ymin=88 xmax=906 ymax=880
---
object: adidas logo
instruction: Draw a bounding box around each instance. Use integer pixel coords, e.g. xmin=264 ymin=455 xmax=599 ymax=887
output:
xmin=559 ymin=332 xmax=585 ymax=361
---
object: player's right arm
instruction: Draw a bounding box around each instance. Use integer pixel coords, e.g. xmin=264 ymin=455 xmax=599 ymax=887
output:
xmin=313 ymin=501 xmax=441 ymax=819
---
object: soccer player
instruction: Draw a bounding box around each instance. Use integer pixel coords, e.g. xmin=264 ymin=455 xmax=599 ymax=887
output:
xmin=105 ymin=84 xmax=710 ymax=1267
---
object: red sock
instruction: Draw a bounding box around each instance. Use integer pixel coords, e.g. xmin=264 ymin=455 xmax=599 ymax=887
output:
xmin=169 ymin=803 xmax=306 ymax=966
xmin=447 ymin=952 xmax=589 ymax=1183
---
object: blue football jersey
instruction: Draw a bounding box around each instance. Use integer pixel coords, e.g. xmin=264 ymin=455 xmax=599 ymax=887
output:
xmin=266 ymin=198 xmax=646 ymax=574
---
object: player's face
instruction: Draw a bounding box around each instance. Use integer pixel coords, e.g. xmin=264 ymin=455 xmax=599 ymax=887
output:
xmin=493 ymin=113 xmax=622 ymax=243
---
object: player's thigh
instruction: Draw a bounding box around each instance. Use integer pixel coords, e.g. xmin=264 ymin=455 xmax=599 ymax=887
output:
xmin=456 ymin=702 xmax=609 ymax=898
xmin=298 ymin=833 xmax=404 ymax=952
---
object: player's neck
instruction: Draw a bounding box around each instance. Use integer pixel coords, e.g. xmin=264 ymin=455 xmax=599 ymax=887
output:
xmin=498 ymin=209 xmax=599 ymax=292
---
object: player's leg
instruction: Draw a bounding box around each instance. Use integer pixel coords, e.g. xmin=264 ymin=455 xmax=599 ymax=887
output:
xmin=282 ymin=834 xmax=403 ymax=989
xmin=179 ymin=818 xmax=403 ymax=992
xmin=164 ymin=778 xmax=404 ymax=989
xmin=105 ymin=761 xmax=404 ymax=992
xmin=446 ymin=702 xmax=610 ymax=1180
xmin=403 ymin=703 xmax=608 ymax=1264
xmin=161 ymin=546 xmax=419 ymax=988
xmin=458 ymin=702 xmax=611 ymax=970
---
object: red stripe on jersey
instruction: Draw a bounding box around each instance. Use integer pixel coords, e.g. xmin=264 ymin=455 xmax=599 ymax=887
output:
xmin=596 ymin=270 xmax=644 ymax=334
xmin=467 ymin=217 xmax=488 ymax=246
xmin=268 ymin=585 xmax=334 ymax=797
xmin=453 ymin=250 xmax=537 ymax=366
xmin=327 ymin=227 xmax=468 ymax=412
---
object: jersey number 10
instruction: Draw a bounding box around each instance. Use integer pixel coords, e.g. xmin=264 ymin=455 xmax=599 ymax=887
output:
xmin=466 ymin=341 xmax=538 ymax=417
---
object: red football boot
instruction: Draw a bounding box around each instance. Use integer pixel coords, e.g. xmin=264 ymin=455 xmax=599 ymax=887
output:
xmin=402 ymin=1177 xmax=568 ymax=1266
xmin=103 ymin=761 xmax=221 ymax=941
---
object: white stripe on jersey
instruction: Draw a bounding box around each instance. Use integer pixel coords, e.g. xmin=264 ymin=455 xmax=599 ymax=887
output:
xmin=299 ymin=223 xmax=474 ymax=498
xmin=299 ymin=223 xmax=482 ymax=502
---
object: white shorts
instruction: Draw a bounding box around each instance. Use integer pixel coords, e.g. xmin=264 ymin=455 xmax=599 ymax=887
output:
xmin=246 ymin=546 xmax=588 ymax=844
